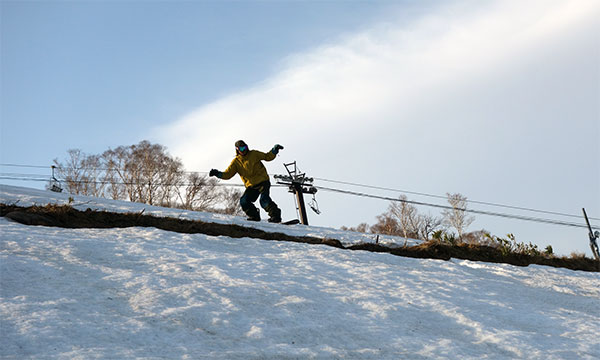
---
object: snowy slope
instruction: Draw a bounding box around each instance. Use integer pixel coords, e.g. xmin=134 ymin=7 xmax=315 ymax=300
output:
xmin=1 ymin=185 xmax=599 ymax=359
xmin=0 ymin=185 xmax=416 ymax=248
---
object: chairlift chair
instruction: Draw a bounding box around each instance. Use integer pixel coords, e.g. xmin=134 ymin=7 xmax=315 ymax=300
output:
xmin=49 ymin=165 xmax=63 ymax=193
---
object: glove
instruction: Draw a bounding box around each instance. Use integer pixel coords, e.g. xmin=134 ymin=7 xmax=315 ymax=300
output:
xmin=271 ymin=144 xmax=284 ymax=155
xmin=209 ymin=169 xmax=222 ymax=178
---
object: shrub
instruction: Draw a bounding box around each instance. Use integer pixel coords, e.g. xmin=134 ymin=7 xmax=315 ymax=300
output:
xmin=569 ymin=252 xmax=587 ymax=260
xmin=432 ymin=230 xmax=458 ymax=245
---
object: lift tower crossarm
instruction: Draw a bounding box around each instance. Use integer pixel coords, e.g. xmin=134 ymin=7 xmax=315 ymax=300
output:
xmin=274 ymin=162 xmax=317 ymax=225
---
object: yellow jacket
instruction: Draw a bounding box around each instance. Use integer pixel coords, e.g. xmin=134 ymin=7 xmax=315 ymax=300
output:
xmin=221 ymin=150 xmax=276 ymax=188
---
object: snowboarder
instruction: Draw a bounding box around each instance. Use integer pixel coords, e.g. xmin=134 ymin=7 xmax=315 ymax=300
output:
xmin=209 ymin=140 xmax=284 ymax=223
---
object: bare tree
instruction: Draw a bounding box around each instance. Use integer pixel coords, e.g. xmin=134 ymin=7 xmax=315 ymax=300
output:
xmin=177 ymin=172 xmax=222 ymax=211
xmin=81 ymin=154 xmax=106 ymax=198
xmin=157 ymin=156 xmax=185 ymax=208
xmin=370 ymin=213 xmax=400 ymax=236
xmin=53 ymin=149 xmax=87 ymax=195
xmin=417 ymin=212 xmax=445 ymax=240
xmin=101 ymin=148 xmax=127 ymax=200
xmin=347 ymin=199 xmax=444 ymax=240
xmin=130 ymin=141 xmax=162 ymax=205
xmin=54 ymin=150 xmax=110 ymax=197
xmin=442 ymin=193 xmax=475 ymax=240
xmin=102 ymin=141 xmax=182 ymax=205
xmin=341 ymin=223 xmax=370 ymax=233
xmin=354 ymin=223 xmax=371 ymax=233
xmin=462 ymin=230 xmax=493 ymax=246
xmin=103 ymin=146 xmax=137 ymax=201
xmin=388 ymin=195 xmax=420 ymax=239
xmin=54 ymin=141 xmax=235 ymax=214
xmin=178 ymin=172 xmax=203 ymax=210
xmin=218 ymin=186 xmax=245 ymax=216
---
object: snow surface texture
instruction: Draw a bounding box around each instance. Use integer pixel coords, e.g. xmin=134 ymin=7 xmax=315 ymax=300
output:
xmin=1 ymin=185 xmax=599 ymax=359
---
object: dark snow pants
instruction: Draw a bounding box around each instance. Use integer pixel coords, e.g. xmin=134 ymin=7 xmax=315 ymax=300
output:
xmin=240 ymin=181 xmax=279 ymax=220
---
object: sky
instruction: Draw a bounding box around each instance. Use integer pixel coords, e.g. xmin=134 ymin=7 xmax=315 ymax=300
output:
xmin=1 ymin=0 xmax=599 ymax=256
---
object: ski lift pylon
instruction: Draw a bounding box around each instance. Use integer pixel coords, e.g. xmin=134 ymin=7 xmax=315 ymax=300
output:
xmin=274 ymin=161 xmax=321 ymax=225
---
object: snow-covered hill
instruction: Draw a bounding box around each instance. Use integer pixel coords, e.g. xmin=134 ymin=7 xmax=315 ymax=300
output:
xmin=1 ymin=185 xmax=599 ymax=359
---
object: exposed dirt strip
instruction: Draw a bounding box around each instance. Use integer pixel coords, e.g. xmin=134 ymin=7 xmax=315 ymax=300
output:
xmin=2 ymin=204 xmax=598 ymax=272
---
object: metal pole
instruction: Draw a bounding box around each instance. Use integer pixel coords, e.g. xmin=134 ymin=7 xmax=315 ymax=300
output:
xmin=583 ymin=208 xmax=600 ymax=261
xmin=295 ymin=183 xmax=309 ymax=225
xmin=583 ymin=208 xmax=593 ymax=235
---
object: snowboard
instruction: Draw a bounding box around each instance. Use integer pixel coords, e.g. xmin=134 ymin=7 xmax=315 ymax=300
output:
xmin=246 ymin=218 xmax=300 ymax=225
xmin=282 ymin=219 xmax=300 ymax=225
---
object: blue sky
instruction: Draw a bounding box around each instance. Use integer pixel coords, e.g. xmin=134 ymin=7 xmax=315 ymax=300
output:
xmin=1 ymin=0 xmax=599 ymax=256
xmin=2 ymin=0 xmax=405 ymax=154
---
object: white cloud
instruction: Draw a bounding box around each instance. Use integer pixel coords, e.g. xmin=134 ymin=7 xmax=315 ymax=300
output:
xmin=156 ymin=0 xmax=598 ymax=175
xmin=153 ymin=0 xmax=599 ymax=241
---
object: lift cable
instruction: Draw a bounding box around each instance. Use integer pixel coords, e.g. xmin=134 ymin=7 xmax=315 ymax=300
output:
xmin=315 ymin=177 xmax=598 ymax=221
xmin=1 ymin=163 xmax=598 ymax=223
xmin=316 ymin=185 xmax=594 ymax=229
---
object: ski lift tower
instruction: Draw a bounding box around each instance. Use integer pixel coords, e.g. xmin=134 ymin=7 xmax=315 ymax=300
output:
xmin=274 ymin=161 xmax=317 ymax=225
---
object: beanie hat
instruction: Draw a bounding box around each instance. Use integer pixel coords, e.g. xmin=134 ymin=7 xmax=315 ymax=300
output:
xmin=235 ymin=140 xmax=247 ymax=148
xmin=235 ymin=140 xmax=249 ymax=155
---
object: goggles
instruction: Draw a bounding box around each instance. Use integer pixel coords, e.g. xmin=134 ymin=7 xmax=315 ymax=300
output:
xmin=237 ymin=145 xmax=248 ymax=153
